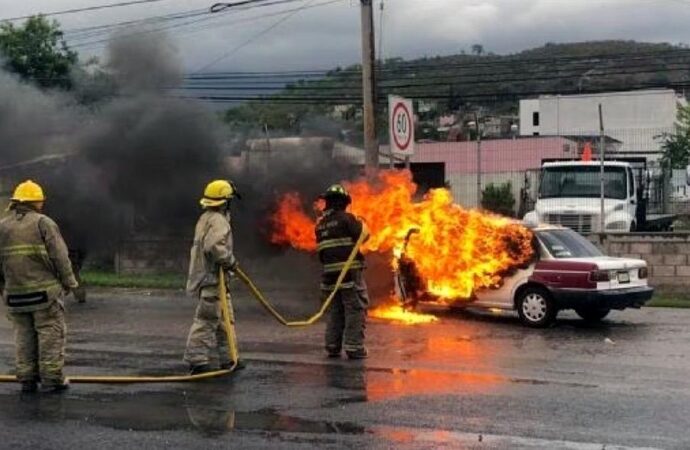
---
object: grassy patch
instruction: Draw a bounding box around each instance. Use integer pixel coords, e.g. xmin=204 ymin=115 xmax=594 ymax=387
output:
xmin=647 ymin=296 xmax=690 ymax=308
xmin=82 ymin=270 xmax=185 ymax=290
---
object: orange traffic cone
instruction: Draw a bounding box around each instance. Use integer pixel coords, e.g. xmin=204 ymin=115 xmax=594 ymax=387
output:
xmin=582 ymin=142 xmax=593 ymax=162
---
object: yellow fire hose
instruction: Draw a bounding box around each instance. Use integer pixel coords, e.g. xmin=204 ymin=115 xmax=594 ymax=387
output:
xmin=235 ymin=229 xmax=367 ymax=327
xmin=0 ymin=270 xmax=238 ymax=384
xmin=0 ymin=231 xmax=364 ymax=384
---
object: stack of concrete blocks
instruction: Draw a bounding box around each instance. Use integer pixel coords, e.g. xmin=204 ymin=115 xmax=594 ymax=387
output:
xmin=595 ymin=233 xmax=690 ymax=292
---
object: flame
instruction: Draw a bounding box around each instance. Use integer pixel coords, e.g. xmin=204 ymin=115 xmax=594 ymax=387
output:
xmin=270 ymin=170 xmax=535 ymax=302
xmin=370 ymin=304 xmax=439 ymax=325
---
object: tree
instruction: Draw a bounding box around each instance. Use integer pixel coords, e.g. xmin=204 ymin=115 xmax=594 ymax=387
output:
xmin=481 ymin=182 xmax=516 ymax=217
xmin=0 ymin=16 xmax=77 ymax=89
xmin=471 ymin=44 xmax=484 ymax=56
xmin=660 ymin=104 xmax=690 ymax=169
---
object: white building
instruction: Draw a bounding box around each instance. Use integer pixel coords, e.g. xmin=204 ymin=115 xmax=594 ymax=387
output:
xmin=519 ymin=89 xmax=686 ymax=164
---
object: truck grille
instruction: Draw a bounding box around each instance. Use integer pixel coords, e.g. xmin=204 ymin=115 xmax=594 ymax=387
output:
xmin=545 ymin=214 xmax=593 ymax=233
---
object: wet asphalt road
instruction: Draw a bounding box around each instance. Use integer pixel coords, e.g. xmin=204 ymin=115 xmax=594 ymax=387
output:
xmin=0 ymin=286 xmax=688 ymax=450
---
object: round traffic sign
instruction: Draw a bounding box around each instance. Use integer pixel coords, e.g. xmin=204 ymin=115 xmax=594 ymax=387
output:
xmin=391 ymin=101 xmax=413 ymax=151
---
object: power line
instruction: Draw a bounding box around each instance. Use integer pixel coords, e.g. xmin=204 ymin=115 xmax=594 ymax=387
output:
xmin=192 ymin=0 xmax=340 ymax=73
xmin=68 ymin=0 xmax=341 ymax=51
xmin=179 ymin=63 xmax=690 ymax=90
xmin=0 ymin=0 xmax=173 ymax=22
xmin=63 ymin=0 xmax=306 ymax=42
xmin=178 ymin=80 xmax=690 ymax=104
xmin=184 ymin=48 xmax=690 ymax=80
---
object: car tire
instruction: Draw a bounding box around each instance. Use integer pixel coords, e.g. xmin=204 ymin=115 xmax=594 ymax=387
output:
xmin=517 ymin=287 xmax=557 ymax=328
xmin=575 ymin=307 xmax=610 ymax=322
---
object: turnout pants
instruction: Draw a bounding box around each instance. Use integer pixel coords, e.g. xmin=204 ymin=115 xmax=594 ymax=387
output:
xmin=184 ymin=291 xmax=236 ymax=368
xmin=323 ymin=271 xmax=369 ymax=355
xmin=8 ymin=300 xmax=66 ymax=386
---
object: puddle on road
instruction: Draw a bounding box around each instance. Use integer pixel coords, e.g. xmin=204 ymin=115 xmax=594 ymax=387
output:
xmin=0 ymin=392 xmax=367 ymax=437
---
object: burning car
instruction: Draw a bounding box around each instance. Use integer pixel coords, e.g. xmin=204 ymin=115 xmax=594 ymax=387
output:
xmin=396 ymin=224 xmax=653 ymax=327
xmin=269 ymin=170 xmax=653 ymax=327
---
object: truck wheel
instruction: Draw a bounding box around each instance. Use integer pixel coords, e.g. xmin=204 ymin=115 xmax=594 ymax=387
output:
xmin=517 ymin=287 xmax=557 ymax=328
xmin=575 ymin=307 xmax=610 ymax=322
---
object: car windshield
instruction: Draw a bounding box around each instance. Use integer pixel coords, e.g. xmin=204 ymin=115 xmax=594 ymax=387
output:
xmin=537 ymin=229 xmax=604 ymax=259
xmin=539 ymin=166 xmax=627 ymax=200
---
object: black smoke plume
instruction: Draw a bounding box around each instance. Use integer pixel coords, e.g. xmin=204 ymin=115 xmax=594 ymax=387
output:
xmin=0 ymin=30 xmax=359 ymax=275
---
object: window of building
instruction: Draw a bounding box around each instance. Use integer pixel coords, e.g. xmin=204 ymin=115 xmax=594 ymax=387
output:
xmin=532 ymin=112 xmax=540 ymax=127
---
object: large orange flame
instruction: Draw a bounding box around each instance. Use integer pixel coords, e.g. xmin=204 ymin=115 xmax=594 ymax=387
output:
xmin=270 ymin=170 xmax=534 ymax=302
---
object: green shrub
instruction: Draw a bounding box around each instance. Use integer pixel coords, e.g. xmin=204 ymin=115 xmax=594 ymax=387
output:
xmin=481 ymin=182 xmax=516 ymax=217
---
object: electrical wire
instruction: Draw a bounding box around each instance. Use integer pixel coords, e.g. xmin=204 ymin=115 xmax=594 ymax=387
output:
xmin=68 ymin=0 xmax=344 ymax=51
xmin=192 ymin=0 xmax=335 ymax=73
xmin=0 ymin=0 xmax=174 ymax=22
xmin=176 ymin=79 xmax=690 ymax=104
xmin=177 ymin=64 xmax=690 ymax=90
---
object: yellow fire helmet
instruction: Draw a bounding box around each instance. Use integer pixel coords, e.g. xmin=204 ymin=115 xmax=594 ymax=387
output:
xmin=200 ymin=179 xmax=240 ymax=207
xmin=11 ymin=180 xmax=45 ymax=203
xmin=321 ymin=184 xmax=351 ymax=205
xmin=322 ymin=184 xmax=350 ymax=199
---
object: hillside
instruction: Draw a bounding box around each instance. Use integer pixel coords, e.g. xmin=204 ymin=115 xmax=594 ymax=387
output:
xmin=219 ymin=40 xmax=690 ymax=135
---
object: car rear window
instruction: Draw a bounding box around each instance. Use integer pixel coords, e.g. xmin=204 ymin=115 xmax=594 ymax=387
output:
xmin=537 ymin=229 xmax=604 ymax=258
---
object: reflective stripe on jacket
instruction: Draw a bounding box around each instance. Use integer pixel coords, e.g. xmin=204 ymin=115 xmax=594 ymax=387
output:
xmin=0 ymin=208 xmax=77 ymax=313
xmin=315 ymin=209 xmax=365 ymax=291
xmin=186 ymin=210 xmax=236 ymax=296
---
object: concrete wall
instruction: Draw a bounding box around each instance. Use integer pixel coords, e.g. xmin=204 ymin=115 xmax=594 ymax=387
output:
xmin=116 ymin=232 xmax=690 ymax=295
xmin=592 ymin=233 xmax=690 ymax=292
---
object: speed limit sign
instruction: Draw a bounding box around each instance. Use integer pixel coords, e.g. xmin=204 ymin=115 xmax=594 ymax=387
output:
xmin=389 ymin=95 xmax=415 ymax=156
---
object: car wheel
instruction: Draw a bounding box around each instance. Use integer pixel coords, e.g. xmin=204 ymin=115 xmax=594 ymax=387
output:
xmin=517 ymin=287 xmax=557 ymax=328
xmin=575 ymin=307 xmax=610 ymax=322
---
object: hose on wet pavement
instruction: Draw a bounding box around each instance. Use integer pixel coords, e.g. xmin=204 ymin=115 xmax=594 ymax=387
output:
xmin=234 ymin=229 xmax=366 ymax=327
xmin=0 ymin=269 xmax=238 ymax=384
xmin=0 ymin=231 xmax=364 ymax=384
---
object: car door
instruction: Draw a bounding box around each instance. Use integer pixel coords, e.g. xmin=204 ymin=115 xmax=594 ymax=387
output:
xmin=473 ymin=265 xmax=536 ymax=309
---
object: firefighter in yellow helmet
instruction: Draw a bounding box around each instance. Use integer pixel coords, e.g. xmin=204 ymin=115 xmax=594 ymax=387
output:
xmin=0 ymin=181 xmax=78 ymax=393
xmin=316 ymin=184 xmax=370 ymax=359
xmin=184 ymin=180 xmax=243 ymax=374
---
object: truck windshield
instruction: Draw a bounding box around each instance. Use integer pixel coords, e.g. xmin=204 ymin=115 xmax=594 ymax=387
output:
xmin=539 ymin=166 xmax=627 ymax=200
xmin=537 ymin=229 xmax=604 ymax=259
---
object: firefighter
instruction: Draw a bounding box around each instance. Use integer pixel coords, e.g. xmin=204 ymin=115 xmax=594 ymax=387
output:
xmin=316 ymin=184 xmax=370 ymax=359
xmin=184 ymin=179 xmax=243 ymax=374
xmin=0 ymin=180 xmax=78 ymax=393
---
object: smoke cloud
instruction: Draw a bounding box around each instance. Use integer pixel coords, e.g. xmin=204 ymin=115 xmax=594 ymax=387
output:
xmin=0 ymin=30 xmax=359 ymax=277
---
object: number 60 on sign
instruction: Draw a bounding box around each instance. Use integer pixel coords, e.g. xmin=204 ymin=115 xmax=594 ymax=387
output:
xmin=388 ymin=95 xmax=415 ymax=156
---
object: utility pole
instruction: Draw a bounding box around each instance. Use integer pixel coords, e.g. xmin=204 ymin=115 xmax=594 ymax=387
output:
xmin=469 ymin=113 xmax=482 ymax=208
xmin=599 ymin=104 xmax=605 ymax=233
xmin=360 ymin=0 xmax=378 ymax=172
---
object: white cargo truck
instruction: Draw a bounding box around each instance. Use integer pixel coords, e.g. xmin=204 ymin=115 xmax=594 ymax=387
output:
xmin=524 ymin=159 xmax=675 ymax=233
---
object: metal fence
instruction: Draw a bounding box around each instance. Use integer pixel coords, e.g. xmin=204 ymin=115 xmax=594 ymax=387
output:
xmin=402 ymin=127 xmax=685 ymax=231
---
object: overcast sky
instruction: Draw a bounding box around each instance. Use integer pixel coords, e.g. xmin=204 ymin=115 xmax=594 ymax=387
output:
xmin=2 ymin=0 xmax=690 ymax=73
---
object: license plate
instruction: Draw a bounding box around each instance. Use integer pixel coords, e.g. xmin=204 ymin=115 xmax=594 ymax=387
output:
xmin=617 ymin=271 xmax=630 ymax=283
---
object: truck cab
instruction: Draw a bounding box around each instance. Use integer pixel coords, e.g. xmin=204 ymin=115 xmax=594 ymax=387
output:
xmin=525 ymin=159 xmax=675 ymax=233
xmin=526 ymin=161 xmax=637 ymax=232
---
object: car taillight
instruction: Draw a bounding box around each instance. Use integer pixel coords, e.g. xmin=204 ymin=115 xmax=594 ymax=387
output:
xmin=589 ymin=270 xmax=610 ymax=282
xmin=638 ymin=267 xmax=648 ymax=279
